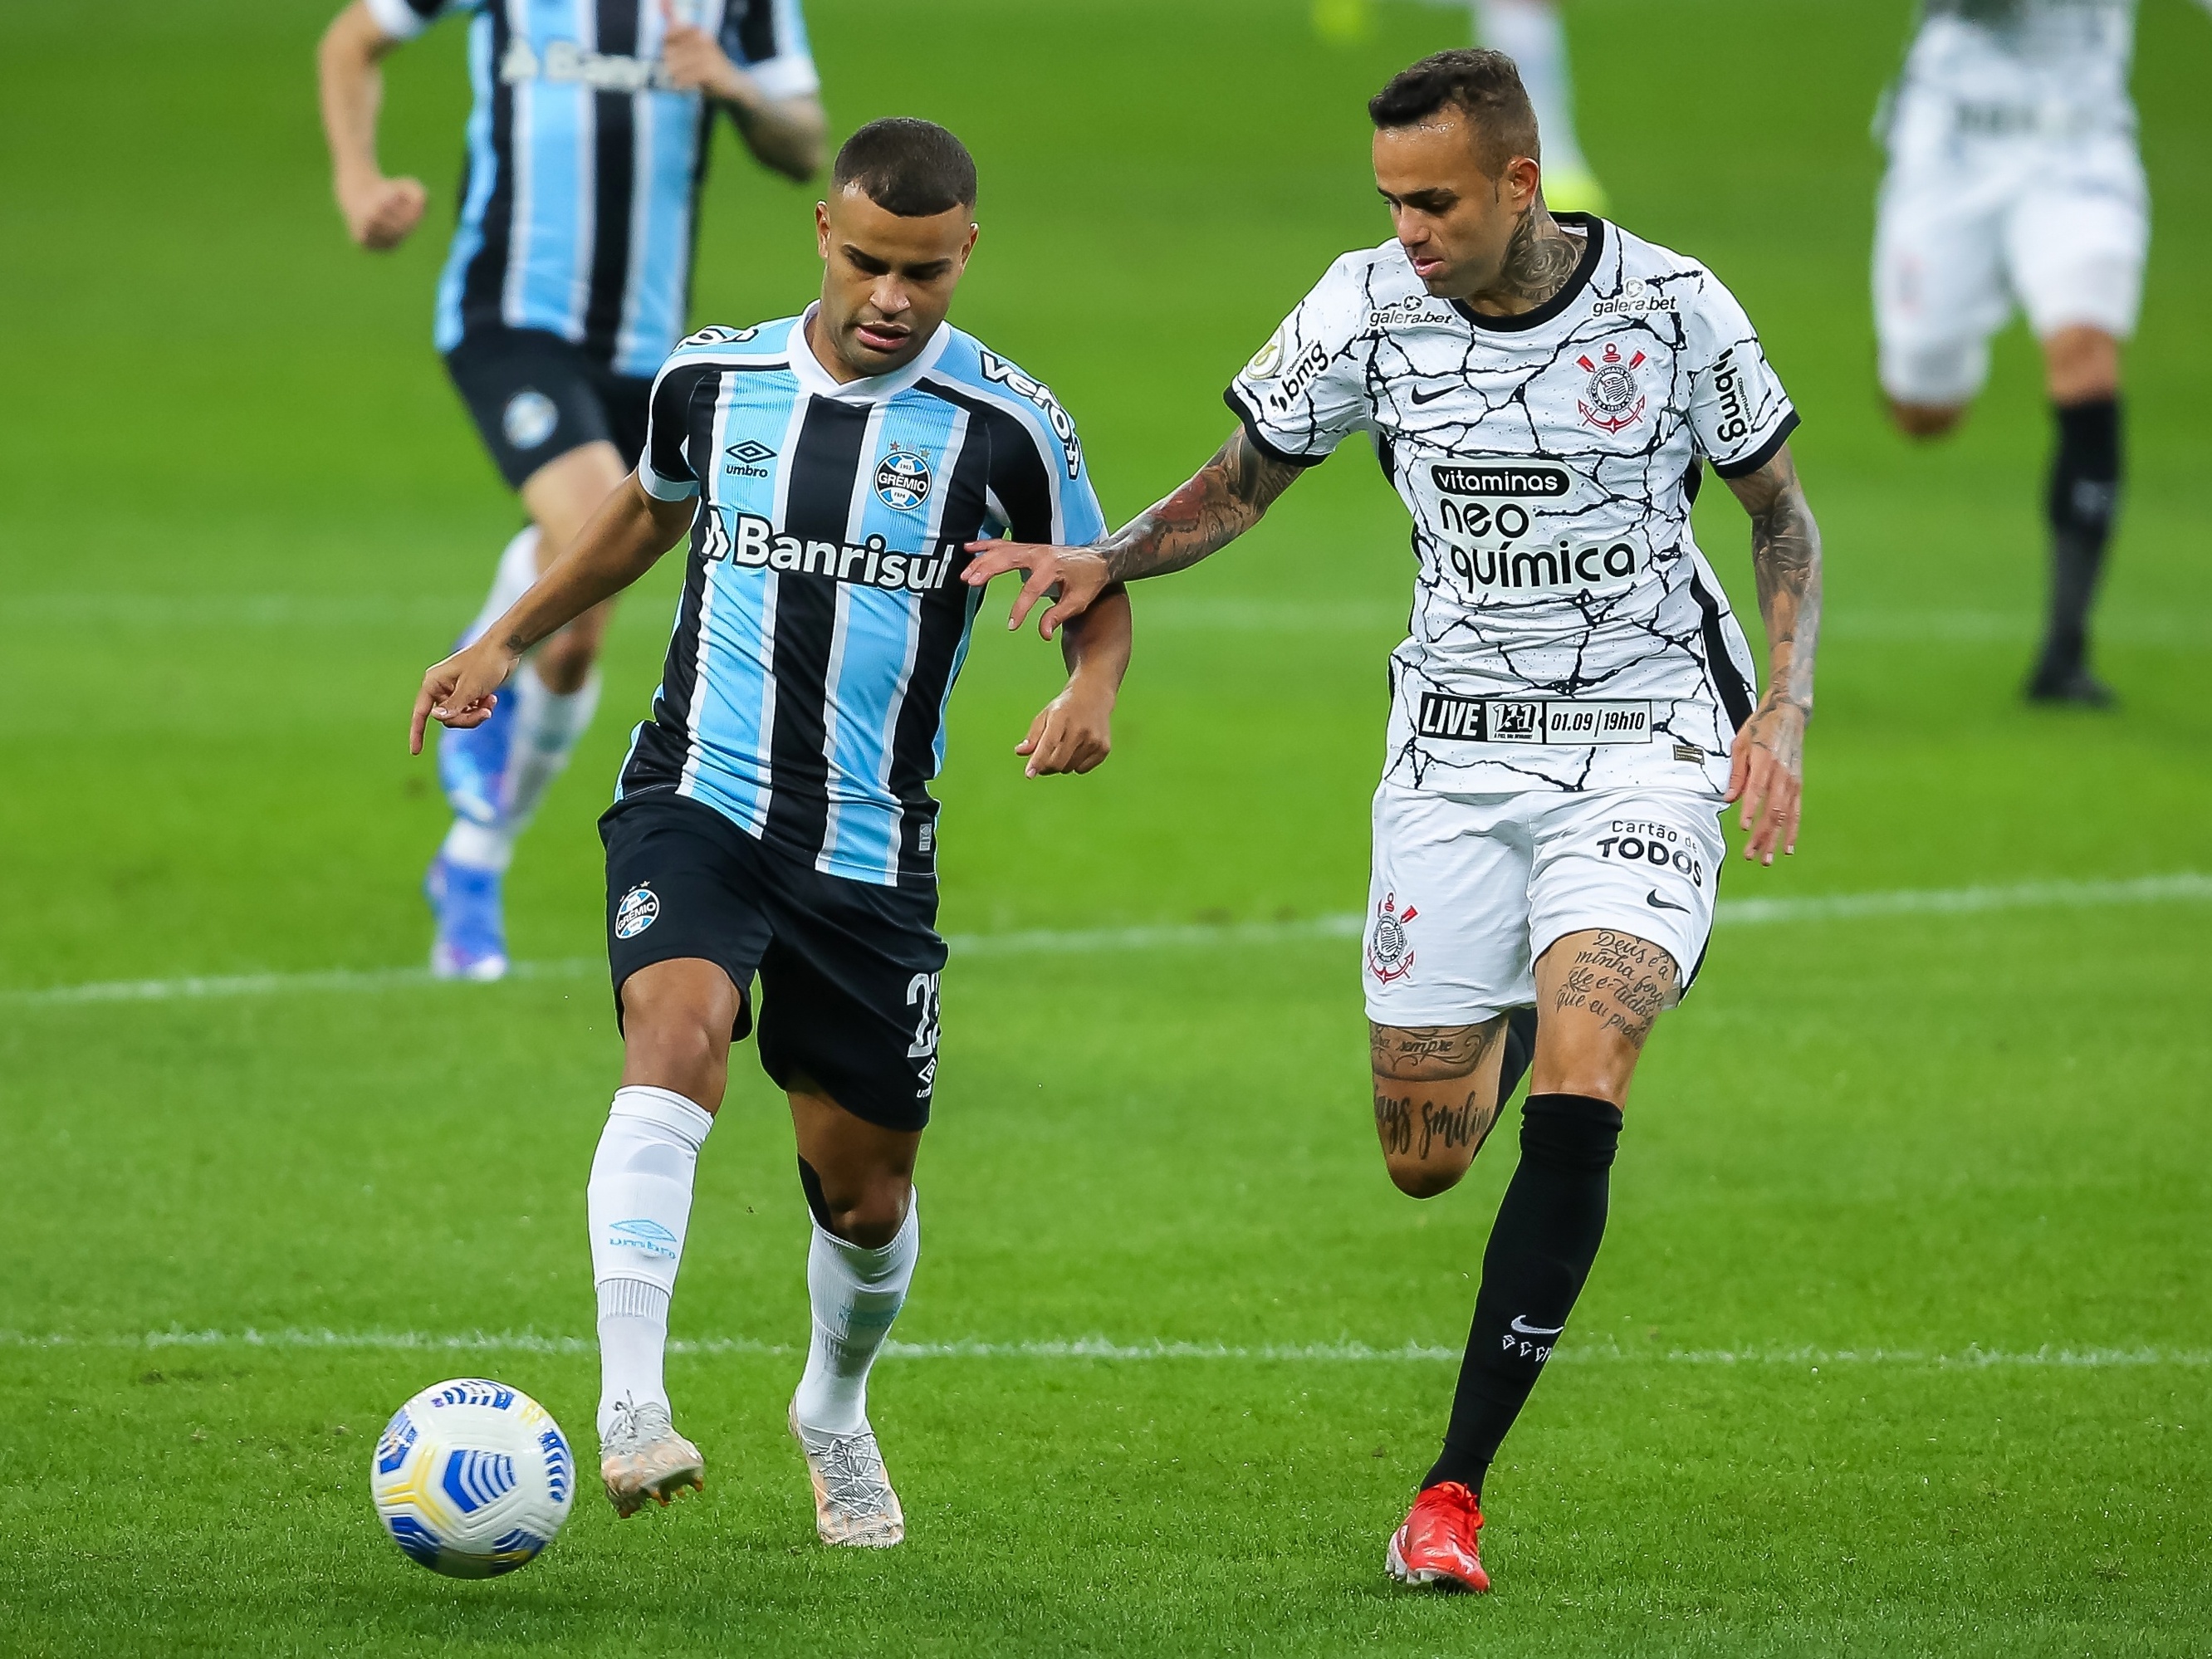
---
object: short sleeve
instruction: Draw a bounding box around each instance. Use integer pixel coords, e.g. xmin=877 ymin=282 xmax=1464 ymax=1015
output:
xmin=722 ymin=0 xmax=821 ymax=100
xmin=363 ymin=0 xmax=467 ymax=43
xmin=980 ymin=372 xmax=1107 ymax=548
xmin=1223 ymin=258 xmax=1372 ymax=468
xmin=639 ymin=360 xmax=712 ymax=502
xmin=1682 ymin=270 xmax=1799 ymax=479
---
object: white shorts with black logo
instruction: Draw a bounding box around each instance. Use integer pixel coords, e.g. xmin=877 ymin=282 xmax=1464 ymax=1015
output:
xmin=1363 ymin=781 xmax=1725 ymax=1028
xmin=1873 ymin=95 xmax=2147 ymax=407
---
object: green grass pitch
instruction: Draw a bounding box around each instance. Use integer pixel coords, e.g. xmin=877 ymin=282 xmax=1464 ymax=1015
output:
xmin=3 ymin=0 xmax=2211 ymax=1652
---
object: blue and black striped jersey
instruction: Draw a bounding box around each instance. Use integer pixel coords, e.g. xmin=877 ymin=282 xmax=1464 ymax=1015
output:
xmin=366 ymin=0 xmax=818 ymax=378
xmin=619 ymin=314 xmax=1108 ymax=886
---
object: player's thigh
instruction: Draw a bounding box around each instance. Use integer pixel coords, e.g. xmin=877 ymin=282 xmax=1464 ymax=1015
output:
xmin=1525 ymin=788 xmax=1724 ymax=1104
xmin=1363 ymin=782 xmax=1535 ymax=1027
xmin=444 ymin=326 xmax=627 ymax=502
xmin=2009 ymin=144 xmax=2147 ymax=374
xmin=754 ymin=858 xmax=947 ymax=1144
xmin=1873 ymin=139 xmax=2013 ymax=409
xmin=603 ymin=794 xmax=774 ymax=1100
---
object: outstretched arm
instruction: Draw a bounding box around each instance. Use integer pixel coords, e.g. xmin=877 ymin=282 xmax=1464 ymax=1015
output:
xmin=658 ymin=1 xmax=826 ymax=180
xmin=961 ymin=425 xmax=1306 ymax=639
xmin=318 ymin=2 xmax=428 ymax=249
xmin=1721 ymin=443 xmax=1823 ymax=865
xmin=409 ymin=478 xmax=694 ymax=753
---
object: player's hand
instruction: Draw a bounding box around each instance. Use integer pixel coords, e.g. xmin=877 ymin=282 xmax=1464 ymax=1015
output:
xmin=658 ymin=0 xmax=749 ymax=102
xmin=1725 ymin=693 xmax=1806 ymax=865
xmin=961 ymin=540 xmax=1112 ymax=642
xmin=338 ymin=172 xmax=428 ymax=251
xmin=1018 ymin=679 xmax=1114 ymax=777
xmin=411 ymin=639 xmax=519 ymax=756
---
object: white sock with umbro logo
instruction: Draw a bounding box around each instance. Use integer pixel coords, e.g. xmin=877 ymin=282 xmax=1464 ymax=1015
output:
xmin=589 ymin=1085 xmax=714 ymax=1442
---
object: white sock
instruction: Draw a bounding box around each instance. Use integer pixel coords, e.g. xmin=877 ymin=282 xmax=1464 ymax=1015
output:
xmin=588 ymin=1085 xmax=715 ymax=1441
xmin=1475 ymin=0 xmax=1592 ymax=176
xmin=462 ymin=525 xmax=542 ymax=649
xmin=792 ymin=1197 xmax=918 ymax=1436
xmin=499 ymin=659 xmax=601 ymax=831
xmin=440 ymin=816 xmax=513 ymax=874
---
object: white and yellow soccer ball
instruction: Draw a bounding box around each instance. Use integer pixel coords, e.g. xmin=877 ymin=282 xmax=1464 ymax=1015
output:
xmin=370 ymin=1378 xmax=575 ymax=1578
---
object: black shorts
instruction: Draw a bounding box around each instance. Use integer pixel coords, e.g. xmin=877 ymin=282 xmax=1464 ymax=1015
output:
xmin=600 ymin=792 xmax=947 ymax=1133
xmin=445 ymin=326 xmax=653 ymax=492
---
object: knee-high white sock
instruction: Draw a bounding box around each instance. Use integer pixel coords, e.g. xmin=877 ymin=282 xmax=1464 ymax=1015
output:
xmin=499 ymin=659 xmax=601 ymax=832
xmin=792 ymin=1198 xmax=918 ymax=1436
xmin=588 ymin=1085 xmax=715 ymax=1441
xmin=463 ymin=525 xmax=543 ymax=649
xmin=1475 ymin=0 xmax=1592 ymax=176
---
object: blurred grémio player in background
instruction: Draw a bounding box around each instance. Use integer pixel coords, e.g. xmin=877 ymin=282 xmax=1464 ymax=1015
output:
xmin=318 ymin=0 xmax=827 ymax=976
xmin=964 ymin=50 xmax=1821 ymax=1593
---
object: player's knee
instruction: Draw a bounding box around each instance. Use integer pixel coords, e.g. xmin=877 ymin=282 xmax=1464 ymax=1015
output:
xmin=1887 ymin=399 xmax=1965 ymax=440
xmin=810 ymin=1170 xmax=910 ymax=1248
xmin=1382 ymin=1151 xmax=1463 ymax=1201
xmin=619 ymin=969 xmax=736 ymax=1104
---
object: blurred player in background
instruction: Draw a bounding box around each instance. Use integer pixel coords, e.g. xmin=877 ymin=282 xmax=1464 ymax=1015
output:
xmin=1875 ymin=0 xmax=2211 ymax=706
xmin=414 ymin=120 xmax=1133 ymax=1544
xmin=1316 ymin=0 xmax=1608 ymax=211
xmin=967 ymin=49 xmax=1820 ymax=1593
xmin=318 ymin=0 xmax=826 ymax=976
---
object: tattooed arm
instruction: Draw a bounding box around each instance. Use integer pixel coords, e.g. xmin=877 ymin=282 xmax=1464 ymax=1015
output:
xmin=1721 ymin=442 xmax=1823 ymax=864
xmin=960 ymin=425 xmax=1305 ymax=639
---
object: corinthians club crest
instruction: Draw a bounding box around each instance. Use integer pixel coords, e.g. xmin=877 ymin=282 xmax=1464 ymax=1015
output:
xmin=1577 ymin=341 xmax=1647 ymax=434
xmin=1368 ymin=892 xmax=1418 ymax=983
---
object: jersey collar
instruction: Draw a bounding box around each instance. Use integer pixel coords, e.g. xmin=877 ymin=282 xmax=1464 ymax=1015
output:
xmin=1449 ymin=213 xmax=1607 ymax=334
xmin=789 ymin=304 xmax=952 ymax=401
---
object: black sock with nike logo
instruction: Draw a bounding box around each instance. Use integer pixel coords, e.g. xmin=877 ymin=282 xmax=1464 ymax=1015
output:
xmin=1422 ymin=1091 xmax=1622 ymax=1497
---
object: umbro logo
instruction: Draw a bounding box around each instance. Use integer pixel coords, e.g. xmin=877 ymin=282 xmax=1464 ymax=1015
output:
xmin=1645 ymin=888 xmax=1689 ymax=913
xmin=725 ymin=440 xmax=776 ymax=464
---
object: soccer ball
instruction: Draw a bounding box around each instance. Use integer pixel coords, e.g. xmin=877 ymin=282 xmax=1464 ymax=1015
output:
xmin=370 ymin=1378 xmax=575 ymax=1578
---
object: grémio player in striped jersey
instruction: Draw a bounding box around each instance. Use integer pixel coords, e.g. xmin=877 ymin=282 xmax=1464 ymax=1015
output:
xmin=962 ymin=50 xmax=1823 ymax=1593
xmin=319 ymin=0 xmax=827 ymax=978
xmin=411 ymin=119 xmax=1134 ymax=1545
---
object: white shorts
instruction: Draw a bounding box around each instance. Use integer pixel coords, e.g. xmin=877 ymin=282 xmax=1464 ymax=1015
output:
xmin=1363 ymin=782 xmax=1725 ymax=1028
xmin=1873 ymin=100 xmax=2147 ymax=406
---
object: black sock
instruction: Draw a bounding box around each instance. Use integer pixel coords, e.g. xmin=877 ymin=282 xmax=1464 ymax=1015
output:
xmin=2035 ymin=397 xmax=2121 ymax=681
xmin=1496 ymin=1007 xmax=1537 ymax=1109
xmin=1423 ymin=1092 xmax=1622 ymax=1497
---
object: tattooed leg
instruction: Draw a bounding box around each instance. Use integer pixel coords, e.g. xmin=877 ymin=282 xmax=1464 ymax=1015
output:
xmin=1371 ymin=1016 xmax=1512 ymax=1200
xmin=1529 ymin=928 xmax=1681 ymax=1107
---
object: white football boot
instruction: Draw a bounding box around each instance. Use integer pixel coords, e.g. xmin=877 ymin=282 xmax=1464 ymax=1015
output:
xmin=788 ymin=1397 xmax=904 ymax=1547
xmin=599 ymin=1399 xmax=704 ymax=1518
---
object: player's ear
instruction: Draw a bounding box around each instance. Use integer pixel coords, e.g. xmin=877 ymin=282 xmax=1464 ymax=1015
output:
xmin=814 ymin=201 xmax=833 ymax=259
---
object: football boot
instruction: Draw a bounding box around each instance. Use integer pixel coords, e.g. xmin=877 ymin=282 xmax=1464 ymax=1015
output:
xmin=1386 ymin=1480 xmax=1490 ymax=1593
xmin=425 ymin=852 xmax=508 ymax=981
xmin=599 ymin=1399 xmax=705 ymax=1518
xmin=788 ymin=1398 xmax=904 ymax=1548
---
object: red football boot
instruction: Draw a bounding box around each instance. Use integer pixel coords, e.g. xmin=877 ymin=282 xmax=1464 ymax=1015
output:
xmin=1386 ymin=1480 xmax=1490 ymax=1592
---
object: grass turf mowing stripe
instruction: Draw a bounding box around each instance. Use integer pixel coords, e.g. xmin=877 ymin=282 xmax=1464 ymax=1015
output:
xmin=4 ymin=871 xmax=2208 ymax=1008
xmin=6 ymin=1329 xmax=2208 ymax=1368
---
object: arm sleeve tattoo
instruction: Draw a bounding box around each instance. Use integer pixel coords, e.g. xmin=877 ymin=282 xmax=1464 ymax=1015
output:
xmin=1095 ymin=426 xmax=1304 ymax=584
xmin=1727 ymin=445 xmax=1823 ymax=715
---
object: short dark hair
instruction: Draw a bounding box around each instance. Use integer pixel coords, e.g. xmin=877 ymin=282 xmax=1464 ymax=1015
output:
xmin=1368 ymin=49 xmax=1539 ymax=177
xmin=832 ymin=118 xmax=978 ymax=217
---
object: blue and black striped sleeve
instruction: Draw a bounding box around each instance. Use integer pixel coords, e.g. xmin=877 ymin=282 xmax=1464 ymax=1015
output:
xmin=639 ymin=363 xmax=718 ymax=502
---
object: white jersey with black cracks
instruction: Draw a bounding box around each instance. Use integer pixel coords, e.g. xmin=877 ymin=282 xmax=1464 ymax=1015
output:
xmin=1226 ymin=215 xmax=1797 ymax=799
xmin=1896 ymin=1 xmax=2142 ymax=140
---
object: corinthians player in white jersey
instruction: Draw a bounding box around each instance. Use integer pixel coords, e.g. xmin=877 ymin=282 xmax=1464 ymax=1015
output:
xmin=963 ymin=49 xmax=1823 ymax=1592
xmin=1876 ymin=0 xmax=2212 ymax=704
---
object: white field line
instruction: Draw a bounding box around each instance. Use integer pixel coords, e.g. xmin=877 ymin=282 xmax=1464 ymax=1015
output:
xmin=2 ymin=1329 xmax=2205 ymax=1368
xmin=6 ymin=873 xmax=2208 ymax=1010
xmin=8 ymin=871 xmax=2203 ymax=1013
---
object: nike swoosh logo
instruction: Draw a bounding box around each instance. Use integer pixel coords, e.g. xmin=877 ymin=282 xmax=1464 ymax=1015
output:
xmin=1510 ymin=1316 xmax=1565 ymax=1336
xmin=1646 ymin=888 xmax=1689 ymax=913
xmin=1408 ymin=384 xmax=1457 ymax=405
